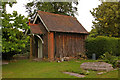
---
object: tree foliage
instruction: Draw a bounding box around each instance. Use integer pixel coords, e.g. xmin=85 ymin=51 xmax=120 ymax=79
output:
xmin=2 ymin=11 xmax=30 ymax=53
xmin=25 ymin=1 xmax=78 ymax=18
xmin=88 ymin=28 xmax=98 ymax=38
xmin=90 ymin=2 xmax=120 ymax=37
xmin=2 ymin=2 xmax=30 ymax=59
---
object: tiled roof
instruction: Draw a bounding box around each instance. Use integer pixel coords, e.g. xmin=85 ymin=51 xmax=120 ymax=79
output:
xmin=37 ymin=11 xmax=88 ymax=34
xmin=30 ymin=24 xmax=43 ymax=34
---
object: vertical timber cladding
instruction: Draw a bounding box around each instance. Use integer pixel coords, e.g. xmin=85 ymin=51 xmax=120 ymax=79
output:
xmin=48 ymin=32 xmax=54 ymax=60
xmin=34 ymin=36 xmax=38 ymax=58
xmin=30 ymin=35 xmax=37 ymax=58
xmin=30 ymin=35 xmax=34 ymax=59
xmin=42 ymin=34 xmax=48 ymax=58
xmin=55 ymin=32 xmax=86 ymax=58
xmin=31 ymin=36 xmax=38 ymax=58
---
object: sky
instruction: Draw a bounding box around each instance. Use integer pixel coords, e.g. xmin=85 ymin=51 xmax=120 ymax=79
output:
xmin=6 ymin=0 xmax=101 ymax=32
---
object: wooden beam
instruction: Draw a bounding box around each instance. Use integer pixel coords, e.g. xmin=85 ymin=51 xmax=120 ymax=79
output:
xmin=30 ymin=36 xmax=33 ymax=59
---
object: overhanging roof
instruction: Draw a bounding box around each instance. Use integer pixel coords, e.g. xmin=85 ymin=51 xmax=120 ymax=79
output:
xmin=33 ymin=11 xmax=88 ymax=34
xmin=30 ymin=24 xmax=43 ymax=34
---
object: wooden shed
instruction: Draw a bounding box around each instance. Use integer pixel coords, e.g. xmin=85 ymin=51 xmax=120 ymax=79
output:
xmin=29 ymin=11 xmax=88 ymax=60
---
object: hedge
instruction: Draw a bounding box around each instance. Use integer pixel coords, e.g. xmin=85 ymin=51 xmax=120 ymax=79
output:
xmin=85 ymin=36 xmax=120 ymax=59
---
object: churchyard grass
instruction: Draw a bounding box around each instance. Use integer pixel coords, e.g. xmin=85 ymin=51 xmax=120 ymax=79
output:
xmin=2 ymin=59 xmax=118 ymax=78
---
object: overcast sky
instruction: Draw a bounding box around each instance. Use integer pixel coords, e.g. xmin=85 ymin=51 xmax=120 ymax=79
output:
xmin=6 ymin=0 xmax=101 ymax=32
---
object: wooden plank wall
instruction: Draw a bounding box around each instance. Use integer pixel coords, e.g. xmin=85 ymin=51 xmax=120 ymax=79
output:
xmin=42 ymin=33 xmax=48 ymax=58
xmin=55 ymin=32 xmax=87 ymax=58
xmin=30 ymin=36 xmax=33 ymax=59
xmin=31 ymin=36 xmax=38 ymax=58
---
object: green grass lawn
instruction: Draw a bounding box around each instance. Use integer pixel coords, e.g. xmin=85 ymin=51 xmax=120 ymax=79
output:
xmin=2 ymin=59 xmax=118 ymax=78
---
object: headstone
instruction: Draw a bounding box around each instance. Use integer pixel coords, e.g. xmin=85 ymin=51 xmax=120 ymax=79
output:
xmin=92 ymin=54 xmax=96 ymax=60
xmin=80 ymin=62 xmax=113 ymax=72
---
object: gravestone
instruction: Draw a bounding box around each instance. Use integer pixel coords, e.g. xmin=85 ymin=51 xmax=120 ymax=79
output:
xmin=80 ymin=62 xmax=113 ymax=72
xmin=92 ymin=54 xmax=96 ymax=60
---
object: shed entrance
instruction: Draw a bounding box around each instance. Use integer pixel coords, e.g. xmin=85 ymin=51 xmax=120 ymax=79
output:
xmin=38 ymin=39 xmax=42 ymax=58
xmin=36 ymin=34 xmax=44 ymax=58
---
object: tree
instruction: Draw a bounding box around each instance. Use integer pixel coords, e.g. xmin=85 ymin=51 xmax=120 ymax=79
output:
xmin=25 ymin=1 xmax=78 ymax=19
xmin=90 ymin=2 xmax=120 ymax=37
xmin=2 ymin=2 xmax=30 ymax=60
xmin=88 ymin=28 xmax=98 ymax=38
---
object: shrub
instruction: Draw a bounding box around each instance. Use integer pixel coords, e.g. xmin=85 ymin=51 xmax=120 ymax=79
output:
xmin=85 ymin=36 xmax=119 ymax=59
xmin=117 ymin=38 xmax=120 ymax=56
xmin=100 ymin=52 xmax=118 ymax=68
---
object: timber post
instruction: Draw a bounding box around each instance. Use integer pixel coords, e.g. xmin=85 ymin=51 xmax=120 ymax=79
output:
xmin=30 ymin=35 xmax=33 ymax=59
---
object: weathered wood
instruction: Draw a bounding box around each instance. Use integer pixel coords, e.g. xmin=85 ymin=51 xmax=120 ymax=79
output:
xmin=42 ymin=33 xmax=48 ymax=58
xmin=31 ymin=32 xmax=87 ymax=60
xmin=55 ymin=32 xmax=87 ymax=58
xmin=30 ymin=36 xmax=33 ymax=59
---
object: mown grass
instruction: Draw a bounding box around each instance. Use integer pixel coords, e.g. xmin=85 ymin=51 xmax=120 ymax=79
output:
xmin=2 ymin=59 xmax=118 ymax=78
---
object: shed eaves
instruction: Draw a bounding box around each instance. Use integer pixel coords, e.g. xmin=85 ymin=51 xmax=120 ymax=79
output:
xmin=30 ymin=24 xmax=43 ymax=34
xmin=37 ymin=11 xmax=88 ymax=34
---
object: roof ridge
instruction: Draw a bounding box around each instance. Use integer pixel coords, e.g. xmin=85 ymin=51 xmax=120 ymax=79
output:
xmin=37 ymin=10 xmax=76 ymax=18
xmin=35 ymin=10 xmax=88 ymax=34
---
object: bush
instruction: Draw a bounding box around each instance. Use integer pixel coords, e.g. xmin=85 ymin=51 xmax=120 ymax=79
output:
xmin=2 ymin=52 xmax=16 ymax=60
xmin=117 ymin=38 xmax=120 ymax=56
xmin=100 ymin=52 xmax=118 ymax=68
xmin=85 ymin=36 xmax=119 ymax=59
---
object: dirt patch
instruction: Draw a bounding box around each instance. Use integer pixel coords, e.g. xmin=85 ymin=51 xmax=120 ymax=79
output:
xmin=63 ymin=72 xmax=85 ymax=78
